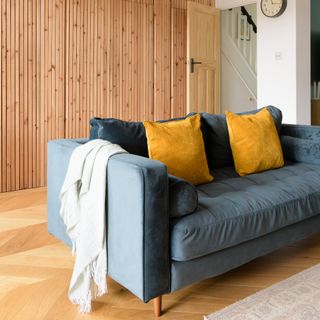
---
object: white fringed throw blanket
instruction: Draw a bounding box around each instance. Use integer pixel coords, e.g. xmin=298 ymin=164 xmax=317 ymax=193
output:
xmin=60 ymin=139 xmax=127 ymax=313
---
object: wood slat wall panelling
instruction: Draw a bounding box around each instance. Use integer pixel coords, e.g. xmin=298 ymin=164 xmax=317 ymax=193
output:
xmin=19 ymin=0 xmax=24 ymax=188
xmin=146 ymin=0 xmax=154 ymax=121
xmin=171 ymin=0 xmax=186 ymax=118
xmin=0 ymin=0 xmax=215 ymax=192
xmin=97 ymin=0 xmax=103 ymax=122
xmin=23 ymin=0 xmax=28 ymax=189
xmin=0 ymin=0 xmax=2 ymax=192
xmin=32 ymin=0 xmax=37 ymax=187
xmin=1 ymin=0 xmax=6 ymax=191
xmin=154 ymin=0 xmax=171 ymax=121
xmin=65 ymin=0 xmax=69 ymax=137
xmin=69 ymin=0 xmax=75 ymax=138
xmin=82 ymin=0 xmax=88 ymax=135
xmin=39 ymin=0 xmax=45 ymax=186
xmin=58 ymin=0 xmax=65 ymax=139
xmin=1 ymin=0 xmax=6 ymax=192
xmin=27 ymin=0 xmax=32 ymax=188
xmin=6 ymin=0 xmax=10 ymax=190
xmin=7 ymin=0 xmax=12 ymax=190
xmin=82 ymin=0 xmax=88 ymax=136
xmin=75 ymin=0 xmax=80 ymax=138
xmin=103 ymin=0 xmax=110 ymax=118
xmin=15 ymin=0 xmax=20 ymax=189
xmin=45 ymin=0 xmax=50 ymax=185
xmin=115 ymin=0 xmax=122 ymax=120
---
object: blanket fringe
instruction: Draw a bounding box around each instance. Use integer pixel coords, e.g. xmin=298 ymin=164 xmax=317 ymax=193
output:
xmin=72 ymin=292 xmax=93 ymax=313
xmin=71 ymin=262 xmax=107 ymax=313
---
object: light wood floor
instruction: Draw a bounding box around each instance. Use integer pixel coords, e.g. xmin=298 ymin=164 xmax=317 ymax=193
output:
xmin=1 ymin=189 xmax=320 ymax=320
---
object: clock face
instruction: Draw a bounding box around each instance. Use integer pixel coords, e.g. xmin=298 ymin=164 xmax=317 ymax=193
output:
xmin=261 ymin=0 xmax=287 ymax=18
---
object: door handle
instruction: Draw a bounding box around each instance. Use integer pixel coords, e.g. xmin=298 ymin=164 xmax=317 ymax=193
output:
xmin=190 ymin=58 xmax=202 ymax=73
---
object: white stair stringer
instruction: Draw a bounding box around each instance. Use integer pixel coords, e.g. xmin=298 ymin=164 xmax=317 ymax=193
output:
xmin=222 ymin=34 xmax=257 ymax=99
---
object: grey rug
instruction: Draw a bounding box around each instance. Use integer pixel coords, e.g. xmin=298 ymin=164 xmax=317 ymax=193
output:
xmin=205 ymin=264 xmax=320 ymax=320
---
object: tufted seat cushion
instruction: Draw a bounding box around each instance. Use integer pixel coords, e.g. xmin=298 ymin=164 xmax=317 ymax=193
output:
xmin=170 ymin=162 xmax=320 ymax=261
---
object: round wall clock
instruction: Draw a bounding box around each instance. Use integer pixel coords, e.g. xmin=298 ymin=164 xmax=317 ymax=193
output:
xmin=260 ymin=0 xmax=287 ymax=18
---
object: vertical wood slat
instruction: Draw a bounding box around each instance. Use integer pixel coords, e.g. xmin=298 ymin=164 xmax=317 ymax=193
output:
xmin=0 ymin=0 xmax=2 ymax=193
xmin=18 ymin=0 xmax=23 ymax=188
xmin=0 ymin=0 xmax=215 ymax=192
xmin=7 ymin=0 xmax=12 ymax=190
xmin=0 ymin=0 xmax=6 ymax=192
xmin=15 ymin=0 xmax=20 ymax=189
xmin=154 ymin=0 xmax=171 ymax=121
xmin=32 ymin=0 xmax=37 ymax=187
xmin=23 ymin=0 xmax=28 ymax=189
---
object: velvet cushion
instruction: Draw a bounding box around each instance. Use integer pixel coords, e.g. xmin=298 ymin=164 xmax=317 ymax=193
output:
xmin=89 ymin=115 xmax=194 ymax=157
xmin=226 ymin=108 xmax=284 ymax=176
xmin=90 ymin=118 xmax=149 ymax=157
xmin=144 ymin=114 xmax=213 ymax=185
xmin=201 ymin=106 xmax=283 ymax=170
xmin=168 ymin=175 xmax=198 ymax=218
xmin=281 ymin=135 xmax=320 ymax=165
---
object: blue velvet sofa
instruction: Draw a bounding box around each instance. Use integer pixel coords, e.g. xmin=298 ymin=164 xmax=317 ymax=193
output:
xmin=47 ymin=106 xmax=320 ymax=316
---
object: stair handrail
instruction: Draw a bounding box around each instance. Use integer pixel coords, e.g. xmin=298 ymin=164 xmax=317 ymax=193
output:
xmin=240 ymin=6 xmax=257 ymax=34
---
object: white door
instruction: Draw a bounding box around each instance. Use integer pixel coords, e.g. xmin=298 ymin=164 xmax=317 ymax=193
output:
xmin=187 ymin=2 xmax=221 ymax=114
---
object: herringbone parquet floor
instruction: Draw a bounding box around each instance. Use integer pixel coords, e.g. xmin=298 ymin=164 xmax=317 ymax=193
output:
xmin=1 ymin=188 xmax=320 ymax=320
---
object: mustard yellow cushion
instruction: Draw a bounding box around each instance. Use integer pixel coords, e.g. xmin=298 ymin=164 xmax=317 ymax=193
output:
xmin=144 ymin=114 xmax=213 ymax=185
xmin=226 ymin=108 xmax=284 ymax=176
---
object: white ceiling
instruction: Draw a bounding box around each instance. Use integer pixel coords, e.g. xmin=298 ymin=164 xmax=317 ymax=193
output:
xmin=216 ymin=0 xmax=257 ymax=10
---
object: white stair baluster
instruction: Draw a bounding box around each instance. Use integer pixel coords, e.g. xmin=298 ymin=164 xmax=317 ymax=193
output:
xmin=237 ymin=12 xmax=241 ymax=49
xmin=252 ymin=29 xmax=257 ymax=73
xmin=231 ymin=10 xmax=236 ymax=41
xmin=243 ymin=16 xmax=248 ymax=58
xmin=225 ymin=10 xmax=229 ymax=34
xmin=249 ymin=25 xmax=253 ymax=67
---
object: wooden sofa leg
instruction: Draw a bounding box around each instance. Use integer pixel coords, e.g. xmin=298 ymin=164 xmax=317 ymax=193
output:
xmin=153 ymin=296 xmax=162 ymax=317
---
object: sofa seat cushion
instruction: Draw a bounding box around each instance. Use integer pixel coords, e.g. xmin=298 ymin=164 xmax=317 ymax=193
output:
xmin=170 ymin=162 xmax=320 ymax=261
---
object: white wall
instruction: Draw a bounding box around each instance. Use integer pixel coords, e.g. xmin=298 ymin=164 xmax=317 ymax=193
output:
xmin=257 ymin=0 xmax=311 ymax=124
xmin=221 ymin=53 xmax=256 ymax=113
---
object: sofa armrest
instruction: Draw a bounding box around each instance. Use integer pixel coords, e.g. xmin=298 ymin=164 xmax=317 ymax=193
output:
xmin=107 ymin=153 xmax=170 ymax=302
xmin=281 ymin=124 xmax=320 ymax=164
xmin=281 ymin=124 xmax=320 ymax=140
xmin=281 ymin=135 xmax=320 ymax=165
xmin=47 ymin=138 xmax=88 ymax=246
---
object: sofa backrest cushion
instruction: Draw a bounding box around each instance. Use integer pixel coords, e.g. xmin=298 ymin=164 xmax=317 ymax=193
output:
xmin=90 ymin=115 xmax=194 ymax=157
xmin=89 ymin=106 xmax=282 ymax=169
xmin=201 ymin=106 xmax=282 ymax=169
xmin=90 ymin=118 xmax=149 ymax=157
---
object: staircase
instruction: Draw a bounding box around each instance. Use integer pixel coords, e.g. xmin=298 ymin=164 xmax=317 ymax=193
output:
xmin=221 ymin=6 xmax=257 ymax=100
